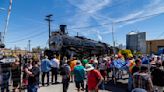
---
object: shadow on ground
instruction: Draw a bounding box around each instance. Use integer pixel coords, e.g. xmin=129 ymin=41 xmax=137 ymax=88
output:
xmin=99 ymin=80 xmax=128 ymax=92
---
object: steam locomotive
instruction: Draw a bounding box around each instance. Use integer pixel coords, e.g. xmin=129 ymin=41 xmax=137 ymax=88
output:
xmin=49 ymin=25 xmax=111 ymax=58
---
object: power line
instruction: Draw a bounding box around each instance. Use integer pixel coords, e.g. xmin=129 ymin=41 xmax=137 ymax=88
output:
xmin=67 ymin=13 xmax=162 ymax=30
xmin=6 ymin=31 xmax=47 ymax=43
xmin=11 ymin=0 xmax=128 ymax=28
xmin=5 ymin=26 xmax=47 ymax=44
xmin=156 ymin=31 xmax=164 ymax=39
xmin=5 ymin=26 xmax=47 ymax=43
xmin=8 ymin=26 xmax=47 ymax=37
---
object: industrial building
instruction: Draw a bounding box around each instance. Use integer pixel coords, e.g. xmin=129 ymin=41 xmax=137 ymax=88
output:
xmin=146 ymin=39 xmax=164 ymax=54
xmin=126 ymin=31 xmax=146 ymax=53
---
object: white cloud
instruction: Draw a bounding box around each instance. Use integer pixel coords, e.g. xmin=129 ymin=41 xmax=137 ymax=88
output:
xmin=66 ymin=0 xmax=164 ymax=43
xmin=68 ymin=0 xmax=111 ymax=13
xmin=114 ymin=0 xmax=164 ymax=26
xmin=67 ymin=0 xmax=113 ymax=39
xmin=96 ymin=30 xmax=103 ymax=41
xmin=0 ymin=7 xmax=5 ymax=11
xmin=114 ymin=11 xmax=144 ymax=23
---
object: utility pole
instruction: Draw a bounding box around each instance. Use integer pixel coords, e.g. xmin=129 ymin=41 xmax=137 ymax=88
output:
xmin=77 ymin=32 xmax=79 ymax=36
xmin=28 ymin=40 xmax=31 ymax=52
xmin=14 ymin=45 xmax=16 ymax=53
xmin=111 ymin=22 xmax=116 ymax=84
xmin=112 ymin=22 xmax=115 ymax=55
xmin=45 ymin=14 xmax=53 ymax=49
xmin=150 ymin=41 xmax=152 ymax=55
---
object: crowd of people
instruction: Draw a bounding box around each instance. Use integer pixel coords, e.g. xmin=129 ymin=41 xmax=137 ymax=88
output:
xmin=0 ymin=53 xmax=164 ymax=92
xmin=0 ymin=54 xmax=40 ymax=92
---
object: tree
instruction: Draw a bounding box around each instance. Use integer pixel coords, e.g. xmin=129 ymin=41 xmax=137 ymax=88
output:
xmin=14 ymin=46 xmax=21 ymax=50
xmin=44 ymin=47 xmax=49 ymax=50
xmin=32 ymin=46 xmax=42 ymax=53
xmin=119 ymin=49 xmax=133 ymax=59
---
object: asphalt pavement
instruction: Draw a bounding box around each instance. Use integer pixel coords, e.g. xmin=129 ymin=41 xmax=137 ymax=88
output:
xmin=1 ymin=71 xmax=129 ymax=92
xmin=37 ymin=74 xmax=128 ymax=92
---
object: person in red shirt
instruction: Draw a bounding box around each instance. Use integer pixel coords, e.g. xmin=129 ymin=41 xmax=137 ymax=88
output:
xmin=85 ymin=64 xmax=103 ymax=92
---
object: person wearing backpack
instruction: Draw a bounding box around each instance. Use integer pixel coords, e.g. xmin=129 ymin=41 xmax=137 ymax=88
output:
xmin=60 ymin=61 xmax=71 ymax=92
xmin=151 ymin=63 xmax=164 ymax=92
xmin=133 ymin=65 xmax=154 ymax=92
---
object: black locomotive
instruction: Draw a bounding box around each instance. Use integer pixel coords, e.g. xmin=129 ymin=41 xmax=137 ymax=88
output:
xmin=49 ymin=25 xmax=111 ymax=58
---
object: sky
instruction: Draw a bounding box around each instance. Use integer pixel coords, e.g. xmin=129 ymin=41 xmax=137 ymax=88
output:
xmin=0 ymin=0 xmax=164 ymax=50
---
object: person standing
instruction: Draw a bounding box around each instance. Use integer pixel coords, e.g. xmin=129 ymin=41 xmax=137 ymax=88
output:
xmin=106 ymin=57 xmax=112 ymax=80
xmin=60 ymin=62 xmax=71 ymax=92
xmin=27 ymin=61 xmax=40 ymax=92
xmin=85 ymin=64 xmax=103 ymax=92
xmin=41 ymin=56 xmax=51 ymax=86
xmin=132 ymin=59 xmax=142 ymax=75
xmin=151 ymin=63 xmax=164 ymax=92
xmin=22 ymin=59 xmax=33 ymax=89
xmin=133 ymin=65 xmax=154 ymax=92
xmin=81 ymin=57 xmax=88 ymax=67
xmin=99 ymin=58 xmax=107 ymax=81
xmin=74 ymin=60 xmax=85 ymax=92
xmin=0 ymin=62 xmax=11 ymax=92
xmin=156 ymin=57 xmax=162 ymax=64
xmin=61 ymin=56 xmax=68 ymax=67
xmin=11 ymin=58 xmax=21 ymax=92
xmin=50 ymin=55 xmax=60 ymax=84
xmin=127 ymin=55 xmax=135 ymax=92
xmin=69 ymin=57 xmax=77 ymax=82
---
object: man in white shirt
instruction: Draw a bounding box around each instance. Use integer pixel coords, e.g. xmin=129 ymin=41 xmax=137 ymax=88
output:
xmin=50 ymin=55 xmax=60 ymax=84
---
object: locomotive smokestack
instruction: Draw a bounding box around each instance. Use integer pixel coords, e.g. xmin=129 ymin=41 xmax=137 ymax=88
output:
xmin=60 ymin=25 xmax=66 ymax=34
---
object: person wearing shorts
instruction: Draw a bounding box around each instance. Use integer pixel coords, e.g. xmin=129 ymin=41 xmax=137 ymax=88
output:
xmin=74 ymin=61 xmax=85 ymax=91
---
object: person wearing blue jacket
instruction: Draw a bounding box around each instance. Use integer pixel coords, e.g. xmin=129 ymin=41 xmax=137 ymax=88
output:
xmin=41 ymin=56 xmax=51 ymax=86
